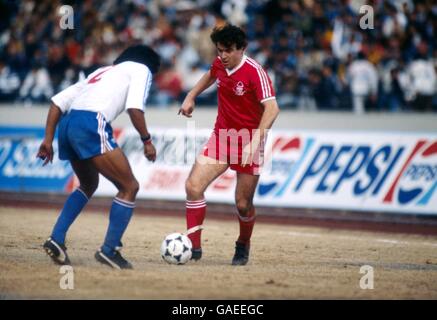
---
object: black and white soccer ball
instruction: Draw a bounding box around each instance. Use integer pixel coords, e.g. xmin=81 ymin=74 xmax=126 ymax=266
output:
xmin=160 ymin=233 xmax=192 ymax=265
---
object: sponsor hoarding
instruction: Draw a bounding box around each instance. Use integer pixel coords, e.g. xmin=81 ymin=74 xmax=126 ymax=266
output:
xmin=0 ymin=127 xmax=73 ymax=192
xmin=1 ymin=126 xmax=435 ymax=214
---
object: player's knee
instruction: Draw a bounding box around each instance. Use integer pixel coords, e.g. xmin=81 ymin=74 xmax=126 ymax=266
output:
xmin=80 ymin=185 xmax=97 ymax=198
xmin=131 ymin=180 xmax=140 ymax=195
xmin=124 ymin=179 xmax=139 ymax=197
xmin=79 ymin=179 xmax=99 ymax=198
xmin=185 ymin=179 xmax=203 ymax=199
xmin=236 ymin=199 xmax=253 ymax=216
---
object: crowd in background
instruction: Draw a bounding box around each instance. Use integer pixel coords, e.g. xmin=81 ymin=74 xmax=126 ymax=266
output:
xmin=0 ymin=0 xmax=436 ymax=113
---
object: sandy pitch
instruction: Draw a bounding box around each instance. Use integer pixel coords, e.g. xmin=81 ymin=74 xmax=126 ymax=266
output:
xmin=1 ymin=206 xmax=437 ymax=299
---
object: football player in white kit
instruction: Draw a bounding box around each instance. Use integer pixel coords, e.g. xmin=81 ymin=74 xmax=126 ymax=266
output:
xmin=37 ymin=45 xmax=161 ymax=269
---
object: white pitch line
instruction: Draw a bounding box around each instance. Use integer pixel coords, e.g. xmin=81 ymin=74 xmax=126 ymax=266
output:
xmin=279 ymin=231 xmax=437 ymax=247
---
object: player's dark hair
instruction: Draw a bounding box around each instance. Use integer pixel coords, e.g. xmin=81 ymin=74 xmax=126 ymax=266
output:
xmin=114 ymin=45 xmax=161 ymax=74
xmin=210 ymin=24 xmax=247 ymax=50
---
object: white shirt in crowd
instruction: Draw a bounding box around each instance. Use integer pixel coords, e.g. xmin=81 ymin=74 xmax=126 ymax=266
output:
xmin=407 ymin=59 xmax=436 ymax=96
xmin=51 ymin=61 xmax=152 ymax=122
xmin=347 ymin=59 xmax=378 ymax=96
xmin=0 ymin=65 xmax=20 ymax=94
xmin=19 ymin=67 xmax=53 ymax=100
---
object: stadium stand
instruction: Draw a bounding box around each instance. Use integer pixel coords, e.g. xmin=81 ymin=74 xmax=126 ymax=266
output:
xmin=0 ymin=0 xmax=435 ymax=112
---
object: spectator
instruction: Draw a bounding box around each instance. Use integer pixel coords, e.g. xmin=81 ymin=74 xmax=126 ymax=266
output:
xmin=0 ymin=0 xmax=434 ymax=111
xmin=308 ymin=65 xmax=339 ymax=110
xmin=153 ymin=61 xmax=183 ymax=107
xmin=58 ymin=67 xmax=80 ymax=91
xmin=181 ymin=62 xmax=216 ymax=105
xmin=388 ymin=67 xmax=407 ymax=112
xmin=346 ymin=52 xmax=378 ymax=114
xmin=0 ymin=58 xmax=20 ymax=102
xmin=19 ymin=62 xmax=53 ymax=105
xmin=407 ymin=48 xmax=436 ymax=112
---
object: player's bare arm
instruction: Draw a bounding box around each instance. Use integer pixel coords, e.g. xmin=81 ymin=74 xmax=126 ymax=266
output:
xmin=178 ymin=70 xmax=216 ymax=117
xmin=127 ymin=108 xmax=156 ymax=162
xmin=242 ymin=99 xmax=280 ymax=167
xmin=37 ymin=103 xmax=63 ymax=165
xmin=256 ymin=98 xmax=280 ymax=139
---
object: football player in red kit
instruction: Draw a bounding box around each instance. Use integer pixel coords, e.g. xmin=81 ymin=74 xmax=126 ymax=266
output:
xmin=179 ymin=24 xmax=280 ymax=265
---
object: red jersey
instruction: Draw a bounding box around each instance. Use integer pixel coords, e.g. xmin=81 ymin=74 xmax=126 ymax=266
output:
xmin=210 ymin=55 xmax=275 ymax=133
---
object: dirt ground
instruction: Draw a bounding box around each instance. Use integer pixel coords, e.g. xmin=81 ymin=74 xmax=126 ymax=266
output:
xmin=1 ymin=206 xmax=437 ymax=299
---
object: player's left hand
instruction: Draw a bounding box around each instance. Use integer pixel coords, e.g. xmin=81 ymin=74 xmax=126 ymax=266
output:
xmin=144 ymin=142 xmax=156 ymax=162
xmin=36 ymin=139 xmax=54 ymax=166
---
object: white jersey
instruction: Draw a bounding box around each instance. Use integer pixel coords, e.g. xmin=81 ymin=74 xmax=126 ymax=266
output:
xmin=51 ymin=61 xmax=152 ymax=122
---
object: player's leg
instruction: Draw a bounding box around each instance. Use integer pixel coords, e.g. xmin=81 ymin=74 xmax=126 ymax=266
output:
xmin=50 ymin=159 xmax=99 ymax=244
xmin=232 ymin=172 xmax=260 ymax=265
xmin=185 ymin=155 xmax=229 ymax=259
xmin=44 ymin=159 xmax=99 ymax=265
xmin=90 ymin=148 xmax=138 ymax=269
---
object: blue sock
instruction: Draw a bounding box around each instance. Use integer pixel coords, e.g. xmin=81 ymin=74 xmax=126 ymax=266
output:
xmin=102 ymin=198 xmax=134 ymax=257
xmin=51 ymin=189 xmax=89 ymax=244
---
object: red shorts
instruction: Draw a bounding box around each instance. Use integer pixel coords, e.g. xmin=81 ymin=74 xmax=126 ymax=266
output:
xmin=202 ymin=131 xmax=264 ymax=175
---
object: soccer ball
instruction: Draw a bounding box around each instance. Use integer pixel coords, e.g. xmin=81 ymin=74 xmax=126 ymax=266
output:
xmin=160 ymin=233 xmax=192 ymax=265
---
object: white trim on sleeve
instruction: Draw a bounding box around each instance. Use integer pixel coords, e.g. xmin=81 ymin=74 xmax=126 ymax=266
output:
xmin=260 ymin=96 xmax=276 ymax=103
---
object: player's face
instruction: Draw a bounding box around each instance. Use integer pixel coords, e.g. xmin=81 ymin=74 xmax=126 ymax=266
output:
xmin=216 ymin=43 xmax=245 ymax=70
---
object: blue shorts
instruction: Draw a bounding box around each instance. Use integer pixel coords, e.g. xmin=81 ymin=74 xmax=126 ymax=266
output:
xmin=58 ymin=110 xmax=118 ymax=161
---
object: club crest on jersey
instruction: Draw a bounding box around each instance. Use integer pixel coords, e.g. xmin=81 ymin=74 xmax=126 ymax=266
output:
xmin=234 ymin=81 xmax=245 ymax=96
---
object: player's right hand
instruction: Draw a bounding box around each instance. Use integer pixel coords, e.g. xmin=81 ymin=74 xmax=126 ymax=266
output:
xmin=36 ymin=139 xmax=54 ymax=166
xmin=144 ymin=142 xmax=156 ymax=162
xmin=178 ymin=97 xmax=195 ymax=118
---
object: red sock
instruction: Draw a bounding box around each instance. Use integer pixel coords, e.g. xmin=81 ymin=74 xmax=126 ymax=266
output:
xmin=237 ymin=207 xmax=256 ymax=245
xmin=186 ymin=199 xmax=206 ymax=249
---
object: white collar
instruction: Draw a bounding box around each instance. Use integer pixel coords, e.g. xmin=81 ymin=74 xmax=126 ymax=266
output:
xmin=225 ymin=54 xmax=247 ymax=76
